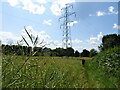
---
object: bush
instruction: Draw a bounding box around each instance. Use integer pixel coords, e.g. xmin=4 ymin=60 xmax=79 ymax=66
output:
xmin=89 ymin=46 xmax=120 ymax=88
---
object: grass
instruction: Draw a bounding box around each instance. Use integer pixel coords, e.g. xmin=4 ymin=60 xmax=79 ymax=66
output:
xmin=2 ymin=46 xmax=120 ymax=88
xmin=2 ymin=55 xmax=93 ymax=88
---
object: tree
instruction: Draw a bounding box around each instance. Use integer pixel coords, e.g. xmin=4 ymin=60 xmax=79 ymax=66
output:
xmin=74 ymin=50 xmax=80 ymax=57
xmin=81 ymin=49 xmax=90 ymax=57
xmin=15 ymin=45 xmax=23 ymax=55
xmin=50 ymin=51 xmax=58 ymax=57
xmin=43 ymin=47 xmax=51 ymax=52
xmin=66 ymin=47 xmax=74 ymax=57
xmin=54 ymin=48 xmax=66 ymax=57
xmin=3 ymin=45 xmax=12 ymax=55
xmin=89 ymin=49 xmax=98 ymax=57
xmin=99 ymin=34 xmax=120 ymax=51
xmin=33 ymin=47 xmax=42 ymax=56
xmin=43 ymin=47 xmax=52 ymax=56
xmin=27 ymin=47 xmax=32 ymax=56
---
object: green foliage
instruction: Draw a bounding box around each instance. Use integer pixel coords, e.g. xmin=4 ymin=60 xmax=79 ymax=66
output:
xmin=74 ymin=50 xmax=80 ymax=57
xmin=2 ymin=45 xmax=79 ymax=57
xmin=3 ymin=46 xmax=120 ymax=88
xmin=66 ymin=47 xmax=74 ymax=57
xmin=33 ymin=47 xmax=42 ymax=56
xmin=2 ymin=55 xmax=92 ymax=88
xmin=99 ymin=34 xmax=120 ymax=51
xmin=81 ymin=49 xmax=90 ymax=57
xmin=94 ymin=46 xmax=120 ymax=77
xmin=89 ymin=49 xmax=98 ymax=57
xmin=2 ymin=44 xmax=32 ymax=56
xmin=53 ymin=48 xmax=66 ymax=57
xmin=86 ymin=46 xmax=120 ymax=88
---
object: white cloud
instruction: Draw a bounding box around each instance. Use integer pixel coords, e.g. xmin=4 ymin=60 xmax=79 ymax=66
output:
xmin=77 ymin=32 xmax=103 ymax=52
xmin=35 ymin=0 xmax=47 ymax=4
xmin=72 ymin=39 xmax=83 ymax=44
xmin=108 ymin=6 xmax=114 ymax=12
xmin=96 ymin=11 xmax=105 ymax=16
xmin=48 ymin=40 xmax=62 ymax=49
xmin=97 ymin=32 xmax=103 ymax=41
xmin=87 ymin=32 xmax=103 ymax=45
xmin=73 ymin=46 xmax=84 ymax=52
xmin=5 ymin=0 xmax=46 ymax=15
xmin=89 ymin=6 xmax=118 ymax=17
xmin=113 ymin=24 xmax=118 ymax=29
xmin=6 ymin=0 xmax=19 ymax=7
xmin=108 ymin=6 xmax=118 ymax=15
xmin=50 ymin=0 xmax=75 ymax=16
xmin=113 ymin=24 xmax=120 ymax=30
xmin=39 ymin=30 xmax=46 ymax=34
xmin=43 ymin=19 xmax=52 ymax=26
xmin=0 ymin=31 xmax=18 ymax=45
xmin=0 ymin=26 xmax=51 ymax=47
xmin=50 ymin=4 xmax=62 ymax=16
xmin=89 ymin=37 xmax=98 ymax=44
xmin=22 ymin=0 xmax=46 ymax=14
xmin=73 ymin=45 xmax=99 ymax=53
xmin=56 ymin=0 xmax=75 ymax=8
xmin=67 ymin=21 xmax=78 ymax=27
xmin=21 ymin=26 xmax=51 ymax=47
xmin=0 ymin=26 xmax=63 ymax=49
xmin=5 ymin=0 xmax=76 ymax=16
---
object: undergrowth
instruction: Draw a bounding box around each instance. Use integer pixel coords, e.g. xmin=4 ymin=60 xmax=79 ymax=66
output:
xmin=85 ymin=46 xmax=120 ymax=88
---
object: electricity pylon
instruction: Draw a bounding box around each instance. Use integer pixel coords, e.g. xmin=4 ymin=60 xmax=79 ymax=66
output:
xmin=59 ymin=4 xmax=76 ymax=49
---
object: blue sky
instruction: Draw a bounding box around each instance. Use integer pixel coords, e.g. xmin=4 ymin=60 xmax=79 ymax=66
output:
xmin=0 ymin=0 xmax=120 ymax=52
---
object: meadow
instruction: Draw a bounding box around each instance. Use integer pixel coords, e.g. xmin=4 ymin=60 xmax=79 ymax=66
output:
xmin=2 ymin=46 xmax=120 ymax=88
xmin=2 ymin=55 xmax=94 ymax=88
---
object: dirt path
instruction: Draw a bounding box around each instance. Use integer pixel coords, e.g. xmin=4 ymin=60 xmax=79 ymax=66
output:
xmin=79 ymin=60 xmax=98 ymax=88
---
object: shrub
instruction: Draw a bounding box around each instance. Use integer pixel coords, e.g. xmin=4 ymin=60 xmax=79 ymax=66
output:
xmin=90 ymin=46 xmax=120 ymax=88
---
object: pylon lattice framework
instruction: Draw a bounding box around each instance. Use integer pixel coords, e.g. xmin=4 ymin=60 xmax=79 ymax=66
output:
xmin=59 ymin=4 xmax=76 ymax=49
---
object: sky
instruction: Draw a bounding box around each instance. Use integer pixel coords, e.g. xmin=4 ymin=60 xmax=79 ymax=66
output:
xmin=0 ymin=0 xmax=120 ymax=52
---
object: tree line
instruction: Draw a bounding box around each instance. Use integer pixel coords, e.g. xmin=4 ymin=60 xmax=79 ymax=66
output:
xmin=1 ymin=44 xmax=98 ymax=57
xmin=2 ymin=34 xmax=119 ymax=57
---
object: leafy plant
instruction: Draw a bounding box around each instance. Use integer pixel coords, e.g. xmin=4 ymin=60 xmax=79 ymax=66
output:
xmin=86 ymin=46 xmax=120 ymax=88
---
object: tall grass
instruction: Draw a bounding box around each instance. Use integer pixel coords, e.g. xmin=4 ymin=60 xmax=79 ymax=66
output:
xmin=2 ymin=55 xmax=93 ymax=88
xmin=2 ymin=27 xmax=46 ymax=88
